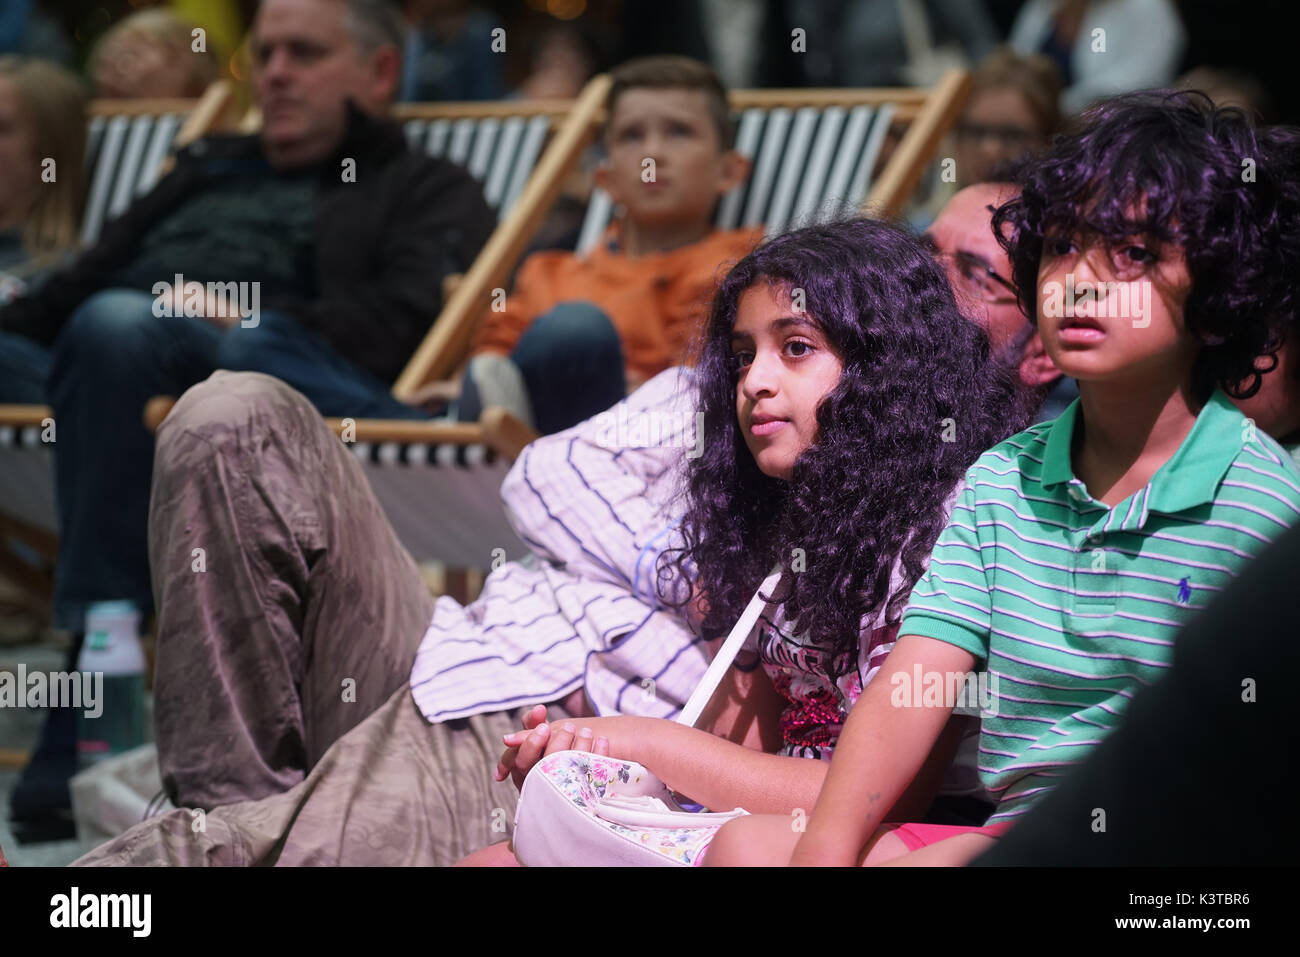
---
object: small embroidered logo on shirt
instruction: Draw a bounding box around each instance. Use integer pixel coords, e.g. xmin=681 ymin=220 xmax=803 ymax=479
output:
xmin=1177 ymin=577 xmax=1192 ymax=604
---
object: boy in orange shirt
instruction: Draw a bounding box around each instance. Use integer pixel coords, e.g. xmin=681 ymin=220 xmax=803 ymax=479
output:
xmin=458 ymin=55 xmax=760 ymax=434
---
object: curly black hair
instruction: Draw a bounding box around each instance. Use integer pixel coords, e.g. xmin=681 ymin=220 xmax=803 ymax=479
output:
xmin=656 ymin=218 xmax=1029 ymax=678
xmin=992 ymin=89 xmax=1300 ymax=402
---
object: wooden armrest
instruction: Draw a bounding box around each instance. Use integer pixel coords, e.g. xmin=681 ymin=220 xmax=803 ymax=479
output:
xmin=0 ymin=404 xmax=54 ymax=428
xmin=480 ymin=406 xmax=540 ymax=460
xmin=143 ymin=394 xmax=536 ymax=461
xmin=324 ymin=417 xmax=484 ymax=445
xmin=0 ymin=749 xmax=29 ymax=772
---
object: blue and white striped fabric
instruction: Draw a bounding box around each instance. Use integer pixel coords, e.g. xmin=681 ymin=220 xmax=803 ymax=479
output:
xmin=409 ymin=367 xmax=706 ymax=722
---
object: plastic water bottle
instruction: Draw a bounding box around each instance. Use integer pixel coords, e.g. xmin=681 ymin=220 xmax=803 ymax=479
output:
xmin=75 ymin=601 xmax=147 ymax=769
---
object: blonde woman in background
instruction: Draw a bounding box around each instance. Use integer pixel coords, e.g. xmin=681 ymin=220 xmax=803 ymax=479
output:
xmin=904 ymin=47 xmax=1062 ymax=230
xmin=0 ymin=54 xmax=86 ymax=401
xmin=952 ymin=47 xmax=1062 ymax=188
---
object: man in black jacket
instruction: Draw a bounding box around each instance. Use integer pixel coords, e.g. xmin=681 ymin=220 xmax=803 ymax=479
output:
xmin=1 ymin=0 xmax=495 ymax=834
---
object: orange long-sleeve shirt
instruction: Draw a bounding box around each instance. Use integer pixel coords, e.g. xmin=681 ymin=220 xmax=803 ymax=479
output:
xmin=474 ymin=225 xmax=763 ymax=384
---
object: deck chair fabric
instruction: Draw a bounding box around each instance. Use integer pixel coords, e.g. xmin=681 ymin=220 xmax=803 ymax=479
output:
xmin=346 ymin=439 xmax=526 ymax=567
xmin=80 ymin=82 xmax=238 ymax=246
xmin=81 ymin=108 xmax=188 ymax=247
xmin=401 ymin=112 xmax=553 ymax=217
xmin=0 ymin=418 xmax=56 ymax=535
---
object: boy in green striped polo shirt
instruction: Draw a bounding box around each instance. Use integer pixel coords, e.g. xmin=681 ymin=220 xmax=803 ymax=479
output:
xmin=704 ymin=92 xmax=1300 ymax=867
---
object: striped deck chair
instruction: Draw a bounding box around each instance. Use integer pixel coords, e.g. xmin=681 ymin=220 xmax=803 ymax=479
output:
xmin=393 ymin=99 xmax=570 ymax=218
xmin=81 ymin=82 xmax=238 ymax=245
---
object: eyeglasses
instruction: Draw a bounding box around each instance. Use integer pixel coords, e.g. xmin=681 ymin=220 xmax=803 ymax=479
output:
xmin=929 ymin=245 xmax=1019 ymax=304
xmin=954 ymin=122 xmax=1040 ymax=147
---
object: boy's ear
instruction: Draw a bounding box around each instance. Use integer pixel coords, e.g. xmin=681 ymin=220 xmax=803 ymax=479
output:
xmin=1018 ymin=329 xmax=1064 ymax=389
xmin=716 ymin=150 xmax=752 ymax=195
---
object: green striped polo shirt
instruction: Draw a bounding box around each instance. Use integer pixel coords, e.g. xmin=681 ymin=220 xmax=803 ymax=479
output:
xmin=900 ymin=389 xmax=1300 ymax=824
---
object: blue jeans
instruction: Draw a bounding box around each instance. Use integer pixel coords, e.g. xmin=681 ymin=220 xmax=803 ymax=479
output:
xmin=459 ymin=302 xmax=626 ymax=435
xmin=0 ymin=329 xmax=54 ymax=403
xmin=6 ymin=289 xmax=427 ymax=630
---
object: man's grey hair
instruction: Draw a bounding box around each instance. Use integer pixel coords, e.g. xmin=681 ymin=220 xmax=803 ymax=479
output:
xmin=261 ymin=0 xmax=404 ymax=53
xmin=344 ymin=0 xmax=405 ymax=53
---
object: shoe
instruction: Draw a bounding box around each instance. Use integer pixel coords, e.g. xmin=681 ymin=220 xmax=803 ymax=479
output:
xmin=7 ymin=633 xmax=82 ymax=844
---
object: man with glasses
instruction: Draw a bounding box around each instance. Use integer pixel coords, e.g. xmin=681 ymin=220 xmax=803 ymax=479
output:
xmin=924 ymin=182 xmax=1076 ymax=422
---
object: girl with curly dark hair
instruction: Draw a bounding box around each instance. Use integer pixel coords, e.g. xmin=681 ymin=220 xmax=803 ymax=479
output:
xmin=474 ymin=217 xmax=1025 ymax=865
xmin=706 ymin=91 xmax=1300 ymax=867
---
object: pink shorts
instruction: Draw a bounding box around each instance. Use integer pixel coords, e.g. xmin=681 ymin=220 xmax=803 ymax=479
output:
xmin=880 ymin=821 xmax=1012 ymax=852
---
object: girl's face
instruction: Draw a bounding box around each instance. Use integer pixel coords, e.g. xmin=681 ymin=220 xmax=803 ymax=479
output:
xmin=730 ymin=283 xmax=843 ymax=481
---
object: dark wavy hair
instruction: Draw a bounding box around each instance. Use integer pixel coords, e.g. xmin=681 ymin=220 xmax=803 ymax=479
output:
xmin=991 ymin=89 xmax=1300 ymax=401
xmin=656 ymin=219 xmax=1026 ymax=676
xmin=1257 ymin=123 xmax=1300 ymax=364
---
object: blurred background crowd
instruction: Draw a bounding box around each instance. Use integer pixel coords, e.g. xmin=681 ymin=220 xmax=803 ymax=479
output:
xmin=0 ymin=0 xmax=1293 ymax=287
xmin=1 ymin=1 xmax=1292 ymax=110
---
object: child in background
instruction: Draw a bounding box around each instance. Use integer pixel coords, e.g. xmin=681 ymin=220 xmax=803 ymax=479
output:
xmin=89 ymin=8 xmax=218 ymax=99
xmin=457 ymin=55 xmax=760 ymax=435
xmin=706 ymin=91 xmax=1300 ymax=866
xmin=459 ymin=218 xmax=1027 ymax=865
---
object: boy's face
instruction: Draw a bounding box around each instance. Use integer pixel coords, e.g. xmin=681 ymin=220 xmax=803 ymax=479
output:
xmin=597 ymin=87 xmax=748 ymax=230
xmin=731 ymin=283 xmax=843 ymax=482
xmin=1036 ymin=231 xmax=1198 ymax=389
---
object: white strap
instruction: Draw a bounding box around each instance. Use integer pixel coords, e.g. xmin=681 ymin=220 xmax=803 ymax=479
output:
xmin=675 ymin=564 xmax=784 ymax=728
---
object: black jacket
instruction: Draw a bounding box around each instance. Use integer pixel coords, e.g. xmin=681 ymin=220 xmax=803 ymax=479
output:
xmin=0 ymin=103 xmax=496 ymax=385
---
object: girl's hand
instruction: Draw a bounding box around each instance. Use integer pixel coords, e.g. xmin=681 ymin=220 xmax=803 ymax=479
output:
xmin=495 ymin=707 xmax=613 ymax=789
